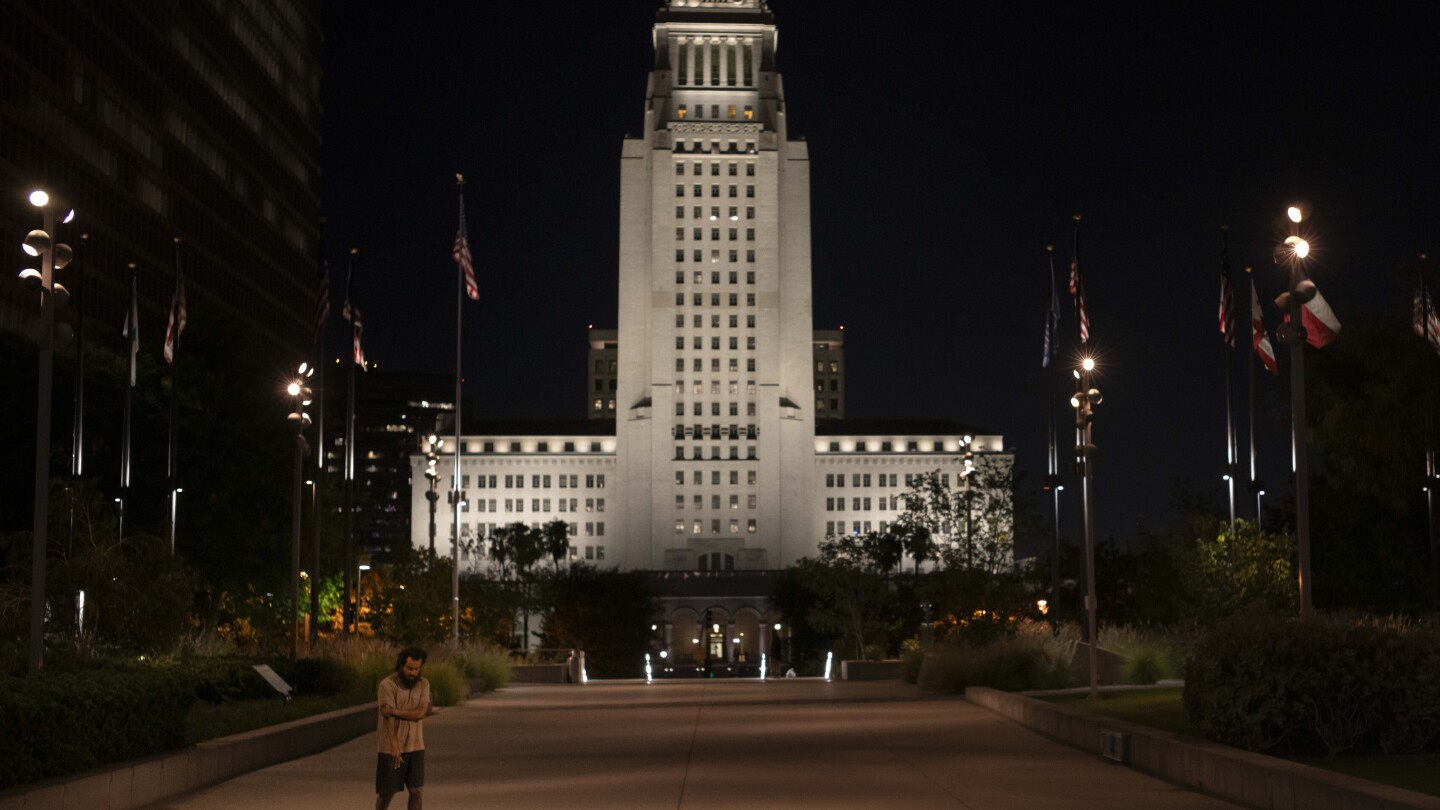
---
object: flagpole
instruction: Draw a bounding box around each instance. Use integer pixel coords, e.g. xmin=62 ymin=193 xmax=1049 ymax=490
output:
xmin=1070 ymin=213 xmax=1099 ymax=701
xmin=119 ymin=263 xmax=136 ymax=544
xmin=452 ymin=175 xmax=466 ymax=649
xmin=310 ymin=226 xmax=328 ymax=647
xmin=1280 ymin=210 xmax=1313 ymax=621
xmin=68 ymin=232 xmax=88 ymax=558
xmin=1044 ymin=244 xmax=1062 ymax=635
xmin=1246 ymin=266 xmax=1262 ymax=531
xmin=344 ymin=248 xmax=358 ymax=634
xmin=167 ymin=237 xmax=182 ymax=555
xmin=1221 ymin=227 xmax=1237 ymax=532
xmin=1422 ymin=255 xmax=1438 ymax=613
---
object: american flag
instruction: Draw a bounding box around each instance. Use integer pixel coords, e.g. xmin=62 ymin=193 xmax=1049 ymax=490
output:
xmin=1219 ymin=258 xmax=1236 ymax=347
xmin=455 ymin=193 xmax=478 ymax=301
xmin=343 ymin=258 xmax=366 ymax=370
xmin=163 ymin=263 xmax=186 ymax=365
xmin=1415 ymin=274 xmax=1440 ymax=356
xmin=1070 ymin=256 xmax=1089 ymax=344
xmin=1251 ymin=278 xmax=1277 ymax=374
xmin=315 ymin=255 xmax=330 ymax=346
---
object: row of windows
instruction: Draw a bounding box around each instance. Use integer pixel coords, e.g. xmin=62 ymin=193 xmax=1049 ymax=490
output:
xmin=817 ymin=361 xmax=841 ymax=373
xmin=465 ymin=497 xmax=604 ymax=513
xmin=824 ymin=496 xmax=903 ymax=512
xmin=825 ymin=473 xmax=897 ymax=488
xmin=675 ymin=293 xmax=758 ymax=306
xmin=676 ymin=161 xmax=756 ymax=176
xmin=826 ymin=521 xmax=882 ymax=537
xmin=676 ymin=249 xmax=757 ymax=263
xmin=675 ymin=446 xmax=759 ymax=460
xmin=823 ymin=441 xmax=955 ymax=454
xmin=676 ymin=470 xmax=759 ymax=486
xmin=675 ymin=519 xmax=758 ymax=534
xmin=672 ymin=425 xmax=758 ymax=440
xmin=817 ymin=398 xmax=841 ymax=412
xmin=679 ymin=206 xmax=754 ymax=221
xmin=677 ymin=227 xmax=756 ymax=241
xmin=469 ymin=474 xmax=607 ymax=489
xmin=474 ymin=441 xmax=604 ymax=453
xmin=676 ymin=380 xmax=755 ymax=396
xmin=676 ymin=315 xmax=753 ymax=331
xmin=676 ymin=402 xmax=758 ymax=417
xmin=816 ymin=379 xmax=840 ymax=392
xmin=593 ymin=399 xmax=616 ymax=412
xmin=674 ymin=358 xmax=754 ymax=373
xmin=593 ymin=359 xmax=618 ymax=372
xmin=677 ymin=270 xmax=757 ymax=286
xmin=676 ymin=494 xmax=759 ymax=510
xmin=676 ymin=336 xmax=757 ymax=350
xmin=675 ymin=104 xmax=754 ymax=121
xmin=673 ymin=139 xmax=757 ymax=154
xmin=677 ymin=185 xmax=756 ymax=199
xmin=463 ymin=518 xmax=604 ymax=539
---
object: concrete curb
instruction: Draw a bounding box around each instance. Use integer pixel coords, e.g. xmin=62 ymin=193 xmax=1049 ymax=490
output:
xmin=964 ymin=687 xmax=1440 ymax=810
xmin=0 ymin=702 xmax=376 ymax=810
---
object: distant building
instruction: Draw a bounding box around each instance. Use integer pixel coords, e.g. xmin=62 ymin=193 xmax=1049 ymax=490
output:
xmin=415 ymin=1 xmax=1012 ymax=664
xmin=1 ymin=0 xmax=323 ymax=366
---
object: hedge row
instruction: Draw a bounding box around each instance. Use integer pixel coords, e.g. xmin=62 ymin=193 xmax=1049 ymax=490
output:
xmin=0 ymin=669 xmax=194 ymax=789
xmin=1184 ymin=615 xmax=1440 ymax=757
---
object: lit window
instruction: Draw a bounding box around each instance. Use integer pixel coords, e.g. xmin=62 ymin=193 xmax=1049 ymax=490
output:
xmin=678 ymin=104 xmax=687 ymax=119
xmin=727 ymin=105 xmax=736 ymax=119
xmin=743 ymin=105 xmax=753 ymax=120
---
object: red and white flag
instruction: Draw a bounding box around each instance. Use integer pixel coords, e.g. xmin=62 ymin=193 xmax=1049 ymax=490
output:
xmin=1299 ymin=286 xmax=1341 ymax=348
xmin=163 ymin=271 xmax=187 ymax=364
xmin=1070 ymin=256 xmax=1089 ymax=344
xmin=1250 ymin=279 xmax=1277 ymax=374
xmin=454 ymin=201 xmax=478 ymax=301
xmin=342 ymin=261 xmax=366 ymax=370
xmin=1219 ymin=263 xmax=1236 ymax=347
xmin=1414 ymin=277 xmax=1440 ymax=356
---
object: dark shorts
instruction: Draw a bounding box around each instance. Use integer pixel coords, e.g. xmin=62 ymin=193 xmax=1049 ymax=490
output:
xmin=375 ymin=750 xmax=425 ymax=794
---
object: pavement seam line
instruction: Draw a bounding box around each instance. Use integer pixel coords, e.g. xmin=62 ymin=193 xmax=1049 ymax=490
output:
xmin=675 ymin=682 xmax=708 ymax=809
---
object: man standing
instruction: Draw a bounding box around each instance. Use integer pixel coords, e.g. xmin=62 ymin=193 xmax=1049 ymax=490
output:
xmin=376 ymin=647 xmax=431 ymax=810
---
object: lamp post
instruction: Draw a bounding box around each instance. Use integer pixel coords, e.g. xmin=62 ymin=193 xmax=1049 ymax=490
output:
xmin=961 ymin=435 xmax=975 ymax=568
xmin=356 ymin=563 xmax=371 ymax=627
xmin=1275 ymin=205 xmax=1314 ymax=620
xmin=20 ymin=189 xmax=76 ymax=675
xmin=286 ymin=366 xmax=314 ymax=659
xmin=424 ymin=434 xmax=443 ymax=557
xmin=1071 ymin=356 xmax=1102 ymax=699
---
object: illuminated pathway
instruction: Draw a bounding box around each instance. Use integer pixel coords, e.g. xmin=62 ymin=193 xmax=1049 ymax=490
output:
xmin=157 ymin=680 xmax=1239 ymax=809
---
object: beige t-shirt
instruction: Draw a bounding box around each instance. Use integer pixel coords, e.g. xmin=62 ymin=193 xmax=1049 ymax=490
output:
xmin=376 ymin=673 xmax=430 ymax=753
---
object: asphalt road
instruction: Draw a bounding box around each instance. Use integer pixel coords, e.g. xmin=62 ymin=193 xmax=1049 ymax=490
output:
xmin=152 ymin=679 xmax=1239 ymax=809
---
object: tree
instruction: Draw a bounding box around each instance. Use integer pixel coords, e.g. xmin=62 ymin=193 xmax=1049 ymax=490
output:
xmin=1175 ymin=518 xmax=1297 ymax=622
xmin=541 ymin=519 xmax=571 ymax=574
xmin=793 ymin=534 xmax=900 ymax=659
xmin=538 ymin=566 xmax=655 ymax=678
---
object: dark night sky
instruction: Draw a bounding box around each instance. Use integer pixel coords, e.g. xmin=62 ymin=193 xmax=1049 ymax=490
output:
xmin=319 ymin=1 xmax=1440 ymax=546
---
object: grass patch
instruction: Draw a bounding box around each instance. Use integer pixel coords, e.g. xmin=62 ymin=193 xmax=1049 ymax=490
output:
xmin=1298 ymin=754 xmax=1440 ymax=798
xmin=1044 ymin=688 xmax=1440 ymax=799
xmin=184 ymin=690 xmax=372 ymax=745
xmin=1042 ymin=687 xmax=1198 ymax=736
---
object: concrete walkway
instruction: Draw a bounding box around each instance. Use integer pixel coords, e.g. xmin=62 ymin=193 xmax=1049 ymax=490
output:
xmin=150 ymin=680 xmax=1239 ymax=809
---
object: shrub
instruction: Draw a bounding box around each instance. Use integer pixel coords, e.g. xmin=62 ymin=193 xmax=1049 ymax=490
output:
xmin=423 ymin=660 xmax=466 ymax=707
xmin=1183 ymin=614 xmax=1440 ymax=757
xmin=918 ymin=622 xmax=1076 ymax=693
xmin=0 ymin=669 xmax=194 ymax=789
xmin=456 ymin=642 xmax=512 ymax=692
xmin=1102 ymin=625 xmax=1190 ymax=684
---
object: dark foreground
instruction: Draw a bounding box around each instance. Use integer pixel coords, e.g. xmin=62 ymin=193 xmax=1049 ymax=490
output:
xmin=151 ymin=679 xmax=1238 ymax=809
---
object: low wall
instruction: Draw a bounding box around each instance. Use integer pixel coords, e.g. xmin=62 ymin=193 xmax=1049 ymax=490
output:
xmin=509 ymin=664 xmax=570 ymax=684
xmin=840 ymin=660 xmax=904 ymax=681
xmin=0 ymin=702 xmax=375 ymax=810
xmin=965 ymin=687 xmax=1440 ymax=810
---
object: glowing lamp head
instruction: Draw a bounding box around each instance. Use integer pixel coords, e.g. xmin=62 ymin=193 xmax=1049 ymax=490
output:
xmin=63 ymin=209 xmax=75 ymax=224
xmin=1081 ymin=357 xmax=1096 ymax=372
xmin=29 ymin=190 xmax=49 ymax=207
xmin=287 ymin=382 xmax=302 ymax=396
xmin=1287 ymin=206 xmax=1302 ymax=224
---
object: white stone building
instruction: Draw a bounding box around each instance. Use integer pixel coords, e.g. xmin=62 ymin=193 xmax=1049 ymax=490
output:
xmin=411 ymin=0 xmax=1013 ymax=664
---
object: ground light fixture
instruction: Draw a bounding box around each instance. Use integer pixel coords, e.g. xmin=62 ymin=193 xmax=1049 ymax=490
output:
xmin=824 ymin=651 xmax=833 ymax=681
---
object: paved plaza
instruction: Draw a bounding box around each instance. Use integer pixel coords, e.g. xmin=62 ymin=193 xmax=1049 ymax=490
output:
xmin=152 ymin=680 xmax=1238 ymax=809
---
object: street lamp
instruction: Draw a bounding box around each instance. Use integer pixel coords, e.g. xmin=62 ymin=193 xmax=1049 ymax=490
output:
xmin=356 ymin=563 xmax=372 ymax=627
xmin=1072 ymin=357 xmax=1103 ymax=699
xmin=20 ymin=187 xmax=76 ymax=675
xmin=424 ymin=433 xmax=443 ymax=557
xmin=286 ymin=365 xmax=314 ymax=659
xmin=1275 ymin=204 xmax=1314 ymax=620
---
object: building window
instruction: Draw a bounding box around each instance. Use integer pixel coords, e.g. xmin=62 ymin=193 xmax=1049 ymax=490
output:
xmin=747 ymin=519 xmax=757 ymax=534
xmin=746 ymin=206 xmax=755 ymax=219
xmin=678 ymin=104 xmax=687 ymax=119
xmin=744 ymin=105 xmax=753 ymax=120
xmin=676 ymin=185 xmax=684 ymax=197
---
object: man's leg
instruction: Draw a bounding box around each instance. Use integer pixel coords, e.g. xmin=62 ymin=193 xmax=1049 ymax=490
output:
xmin=376 ymin=792 xmax=396 ymax=810
xmin=407 ymin=786 xmax=423 ymax=810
